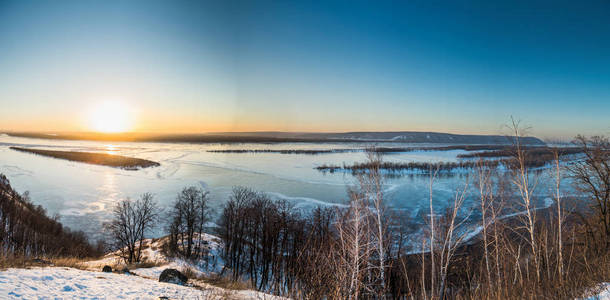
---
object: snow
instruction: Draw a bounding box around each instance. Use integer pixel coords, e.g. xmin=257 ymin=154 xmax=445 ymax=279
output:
xmin=581 ymin=283 xmax=610 ymax=300
xmin=0 ymin=267 xmax=284 ymax=299
xmin=461 ymin=197 xmax=556 ymax=244
xmin=0 ymin=267 xmax=206 ymax=299
xmin=66 ymin=233 xmax=284 ymax=299
xmin=84 ymin=233 xmax=223 ymax=275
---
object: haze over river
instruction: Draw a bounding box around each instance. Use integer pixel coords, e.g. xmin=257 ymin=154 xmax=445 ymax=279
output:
xmin=0 ymin=134 xmax=562 ymax=241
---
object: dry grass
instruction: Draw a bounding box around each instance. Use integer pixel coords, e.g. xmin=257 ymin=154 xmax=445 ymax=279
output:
xmin=128 ymin=260 xmax=164 ymax=269
xmin=194 ymin=272 xmax=252 ymax=291
xmin=51 ymin=257 xmax=88 ymax=270
xmin=0 ymin=256 xmax=36 ymax=269
xmin=0 ymin=256 xmax=93 ymax=271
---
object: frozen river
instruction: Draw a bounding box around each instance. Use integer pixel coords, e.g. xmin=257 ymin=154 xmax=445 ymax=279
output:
xmin=0 ymin=134 xmax=560 ymax=240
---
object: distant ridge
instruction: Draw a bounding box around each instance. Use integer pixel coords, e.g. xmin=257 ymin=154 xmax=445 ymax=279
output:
xmin=295 ymin=131 xmax=546 ymax=145
xmin=210 ymin=131 xmax=545 ymax=145
xmin=4 ymin=131 xmax=545 ymax=145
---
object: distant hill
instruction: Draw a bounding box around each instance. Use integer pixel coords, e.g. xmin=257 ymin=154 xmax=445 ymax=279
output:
xmin=4 ymin=131 xmax=545 ymax=145
xmin=210 ymin=131 xmax=545 ymax=145
xmin=295 ymin=131 xmax=545 ymax=145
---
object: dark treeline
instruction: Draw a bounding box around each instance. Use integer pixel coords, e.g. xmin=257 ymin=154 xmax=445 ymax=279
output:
xmin=207 ymin=149 xmax=355 ymax=154
xmin=316 ymin=160 xmax=495 ymax=173
xmin=216 ymin=185 xmax=391 ymax=298
xmin=218 ymin=187 xmax=306 ymax=293
xmin=166 ymin=187 xmax=211 ymax=259
xmin=0 ymin=174 xmax=99 ymax=259
xmin=208 ymin=145 xmax=538 ymax=155
xmin=354 ymin=144 xmax=551 ymax=153
xmin=457 ymin=146 xmax=584 ymax=159
xmin=377 ymin=144 xmax=514 ymax=152
xmin=316 ymin=147 xmax=582 ymax=174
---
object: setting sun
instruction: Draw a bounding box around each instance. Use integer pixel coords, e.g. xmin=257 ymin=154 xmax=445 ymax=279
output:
xmin=88 ymin=101 xmax=132 ymax=133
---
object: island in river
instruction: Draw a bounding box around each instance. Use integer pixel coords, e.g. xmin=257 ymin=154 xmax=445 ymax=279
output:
xmin=10 ymin=147 xmax=160 ymax=170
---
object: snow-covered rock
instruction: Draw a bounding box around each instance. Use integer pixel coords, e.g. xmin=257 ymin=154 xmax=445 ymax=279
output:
xmin=159 ymin=268 xmax=188 ymax=285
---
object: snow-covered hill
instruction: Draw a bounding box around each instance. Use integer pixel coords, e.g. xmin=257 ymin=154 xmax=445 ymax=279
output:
xmin=83 ymin=234 xmax=223 ymax=279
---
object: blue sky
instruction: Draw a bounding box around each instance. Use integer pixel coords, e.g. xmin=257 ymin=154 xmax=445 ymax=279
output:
xmin=0 ymin=0 xmax=608 ymax=138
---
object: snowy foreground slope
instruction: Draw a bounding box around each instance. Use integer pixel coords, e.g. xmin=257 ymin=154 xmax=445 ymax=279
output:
xmin=0 ymin=267 xmax=202 ymax=299
xmin=0 ymin=267 xmax=282 ymax=300
xmin=1 ymin=230 xmax=605 ymax=300
xmin=1 ymin=268 xmax=607 ymax=300
xmin=0 ymin=234 xmax=283 ymax=299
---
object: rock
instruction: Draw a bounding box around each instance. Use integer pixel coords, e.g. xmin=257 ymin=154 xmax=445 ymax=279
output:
xmin=32 ymin=258 xmax=52 ymax=265
xmin=159 ymin=268 xmax=187 ymax=285
xmin=102 ymin=265 xmax=112 ymax=273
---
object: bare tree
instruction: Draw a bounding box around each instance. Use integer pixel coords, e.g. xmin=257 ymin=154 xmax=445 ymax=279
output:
xmin=354 ymin=149 xmax=388 ymax=297
xmin=550 ymin=148 xmax=566 ymax=283
xmin=167 ymin=186 xmax=211 ymax=258
xmin=489 ymin=170 xmax=508 ymax=297
xmin=105 ymin=193 xmax=159 ymax=264
xmin=335 ymin=187 xmax=373 ymax=300
xmin=428 ymin=166 xmax=438 ymax=299
xmin=507 ymin=117 xmax=541 ymax=282
xmin=476 ymin=159 xmax=494 ymax=288
xmin=422 ymin=164 xmax=471 ymax=300
xmin=567 ymin=135 xmax=610 ymax=243
xmin=437 ymin=178 xmax=470 ymax=300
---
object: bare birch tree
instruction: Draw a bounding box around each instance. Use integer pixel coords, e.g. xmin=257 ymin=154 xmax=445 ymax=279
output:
xmin=550 ymin=148 xmax=565 ymax=283
xmin=355 ymin=149 xmax=388 ymax=297
xmin=423 ymin=166 xmax=471 ymax=299
xmin=507 ymin=117 xmax=541 ymax=282
xmin=428 ymin=166 xmax=438 ymax=299
xmin=476 ymin=159 xmax=494 ymax=288
xmin=336 ymin=187 xmax=373 ymax=300
xmin=437 ymin=178 xmax=470 ymax=300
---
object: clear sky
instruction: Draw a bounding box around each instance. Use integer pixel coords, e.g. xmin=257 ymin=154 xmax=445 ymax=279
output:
xmin=0 ymin=0 xmax=608 ymax=139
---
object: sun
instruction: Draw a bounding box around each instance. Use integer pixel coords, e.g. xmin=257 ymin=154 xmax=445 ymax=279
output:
xmin=89 ymin=101 xmax=132 ymax=133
